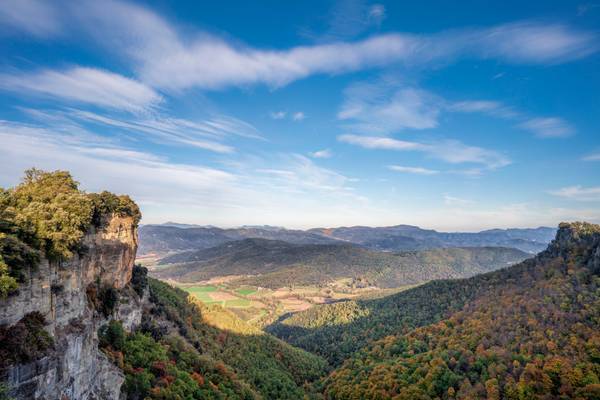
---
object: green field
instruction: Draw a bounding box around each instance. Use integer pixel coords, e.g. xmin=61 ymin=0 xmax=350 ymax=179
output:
xmin=225 ymin=299 xmax=252 ymax=307
xmin=182 ymin=285 xmax=252 ymax=308
xmin=235 ymin=288 xmax=257 ymax=296
xmin=185 ymin=285 xmax=219 ymax=303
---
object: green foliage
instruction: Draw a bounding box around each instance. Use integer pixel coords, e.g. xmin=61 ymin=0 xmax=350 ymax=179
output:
xmin=101 ymin=320 xmax=259 ymax=399
xmin=0 ymin=312 xmax=54 ymax=368
xmin=0 ymin=383 xmax=13 ymax=400
xmin=310 ymin=224 xmax=600 ymax=399
xmin=130 ymin=264 xmax=148 ymax=297
xmin=0 ymin=255 xmax=18 ymax=298
xmin=130 ymin=278 xmax=328 ymax=399
xmin=88 ymin=191 xmax=141 ymax=227
xmin=0 ymin=168 xmax=141 ymax=297
xmin=99 ymin=320 xmax=126 ymax=351
xmin=5 ymin=168 xmax=93 ymax=260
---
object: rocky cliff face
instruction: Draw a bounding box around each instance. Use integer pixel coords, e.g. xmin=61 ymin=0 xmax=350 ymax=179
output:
xmin=0 ymin=215 xmax=140 ymax=400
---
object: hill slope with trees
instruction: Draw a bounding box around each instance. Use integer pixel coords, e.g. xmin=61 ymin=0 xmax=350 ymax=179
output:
xmin=153 ymin=238 xmax=528 ymax=289
xmin=269 ymin=223 xmax=600 ymax=399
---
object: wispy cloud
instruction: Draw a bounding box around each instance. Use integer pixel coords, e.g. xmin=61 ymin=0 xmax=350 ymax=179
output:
xmin=310 ymin=149 xmax=333 ymax=159
xmin=518 ymin=117 xmax=574 ymax=138
xmin=292 ymin=112 xmax=306 ymax=121
xmin=339 ymin=134 xmax=510 ymax=170
xmin=22 ymin=107 xmax=263 ymax=154
xmin=21 ymin=0 xmax=594 ymax=91
xmin=388 ymin=165 xmax=439 ymax=175
xmin=550 ymin=185 xmax=600 ymax=201
xmin=338 ymin=134 xmax=424 ymax=150
xmin=0 ymin=120 xmax=367 ymax=226
xmin=367 ymin=4 xmax=386 ymax=26
xmin=302 ymin=0 xmax=386 ymax=42
xmin=0 ymin=67 xmax=162 ymax=113
xmin=338 ymin=82 xmax=440 ymax=133
xmin=443 ymin=194 xmax=475 ymax=206
xmin=583 ymin=152 xmax=600 ymax=161
xmin=448 ymin=100 xmax=519 ymax=119
xmin=0 ymin=0 xmax=62 ymax=37
xmin=270 ymin=111 xmax=287 ymax=120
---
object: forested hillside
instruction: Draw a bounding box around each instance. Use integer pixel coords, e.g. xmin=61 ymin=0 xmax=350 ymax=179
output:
xmin=153 ymin=238 xmax=528 ymax=288
xmin=100 ymin=273 xmax=328 ymax=399
xmin=270 ymin=223 xmax=600 ymax=399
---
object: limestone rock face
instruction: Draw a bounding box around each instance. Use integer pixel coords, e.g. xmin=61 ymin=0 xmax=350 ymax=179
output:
xmin=0 ymin=216 xmax=140 ymax=400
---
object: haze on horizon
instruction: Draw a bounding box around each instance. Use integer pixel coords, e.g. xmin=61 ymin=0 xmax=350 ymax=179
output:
xmin=0 ymin=0 xmax=599 ymax=231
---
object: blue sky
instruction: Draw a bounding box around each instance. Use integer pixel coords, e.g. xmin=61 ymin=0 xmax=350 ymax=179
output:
xmin=0 ymin=0 xmax=599 ymax=230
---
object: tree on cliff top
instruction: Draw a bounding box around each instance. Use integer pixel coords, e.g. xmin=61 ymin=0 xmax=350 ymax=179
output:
xmin=0 ymin=168 xmax=142 ymax=296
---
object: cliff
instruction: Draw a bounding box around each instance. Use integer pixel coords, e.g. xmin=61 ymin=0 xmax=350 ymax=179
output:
xmin=0 ymin=215 xmax=140 ymax=400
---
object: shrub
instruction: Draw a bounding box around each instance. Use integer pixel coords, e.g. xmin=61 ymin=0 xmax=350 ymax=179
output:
xmin=87 ymin=283 xmax=120 ymax=317
xmin=88 ymin=191 xmax=141 ymax=228
xmin=0 ymin=312 xmax=54 ymax=367
xmin=99 ymin=320 xmax=126 ymax=351
xmin=131 ymin=265 xmax=148 ymax=297
xmin=0 ymin=256 xmax=17 ymax=298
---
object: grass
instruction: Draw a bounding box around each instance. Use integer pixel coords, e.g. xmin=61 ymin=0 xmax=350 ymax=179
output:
xmin=185 ymin=285 xmax=219 ymax=303
xmin=225 ymin=299 xmax=252 ymax=308
xmin=183 ymin=286 xmax=251 ymax=308
xmin=236 ymin=288 xmax=257 ymax=296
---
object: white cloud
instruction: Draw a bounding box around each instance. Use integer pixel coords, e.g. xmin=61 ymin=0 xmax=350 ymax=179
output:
xmin=270 ymin=111 xmax=287 ymax=120
xmin=448 ymin=100 xmax=519 ymax=119
xmin=338 ymin=134 xmax=510 ymax=170
xmin=443 ymin=194 xmax=474 ymax=206
xmin=367 ymin=4 xmax=386 ymax=25
xmin=518 ymin=117 xmax=574 ymax=138
xmin=0 ymin=119 xmax=369 ymax=227
xmin=22 ymin=107 xmax=263 ymax=154
xmin=550 ymin=186 xmax=600 ymax=201
xmin=0 ymin=67 xmax=162 ymax=113
xmin=0 ymin=0 xmax=62 ymax=37
xmin=310 ymin=149 xmax=333 ymax=159
xmin=449 ymin=100 xmax=578 ymax=139
xmin=338 ymin=82 xmax=440 ymax=133
xmin=338 ymin=134 xmax=424 ymax=150
xmin=292 ymin=112 xmax=306 ymax=121
xmin=388 ymin=165 xmax=439 ymax=175
xmin=26 ymin=1 xmax=591 ymax=91
xmin=583 ymin=152 xmax=600 ymax=161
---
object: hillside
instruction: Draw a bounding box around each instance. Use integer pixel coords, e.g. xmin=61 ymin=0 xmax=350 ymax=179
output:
xmin=138 ymin=224 xmax=339 ymax=255
xmin=99 ymin=276 xmax=328 ymax=400
xmin=139 ymin=224 xmax=554 ymax=256
xmin=153 ymin=238 xmax=529 ymax=288
xmin=269 ymin=222 xmax=600 ymax=399
xmin=309 ymin=225 xmax=556 ymax=253
xmin=0 ymin=170 xmax=328 ymax=400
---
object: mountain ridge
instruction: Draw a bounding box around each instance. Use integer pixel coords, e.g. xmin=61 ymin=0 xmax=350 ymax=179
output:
xmin=139 ymin=223 xmax=555 ymax=256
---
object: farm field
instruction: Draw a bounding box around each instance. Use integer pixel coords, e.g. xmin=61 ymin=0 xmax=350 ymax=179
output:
xmin=173 ymin=279 xmax=402 ymax=327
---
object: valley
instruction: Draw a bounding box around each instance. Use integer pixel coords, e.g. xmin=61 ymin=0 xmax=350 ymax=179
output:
xmin=1 ymin=169 xmax=598 ymax=400
xmin=141 ymin=234 xmax=530 ymax=326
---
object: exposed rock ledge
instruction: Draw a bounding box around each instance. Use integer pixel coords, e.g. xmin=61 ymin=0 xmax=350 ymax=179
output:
xmin=0 ymin=215 xmax=140 ymax=400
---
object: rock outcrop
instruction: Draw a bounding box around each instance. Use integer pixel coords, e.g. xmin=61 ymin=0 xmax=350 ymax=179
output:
xmin=0 ymin=215 xmax=140 ymax=400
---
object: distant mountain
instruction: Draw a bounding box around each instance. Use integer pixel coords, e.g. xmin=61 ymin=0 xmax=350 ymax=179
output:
xmin=138 ymin=224 xmax=339 ymax=255
xmin=152 ymin=238 xmax=529 ymax=288
xmin=309 ymin=225 xmax=556 ymax=253
xmin=139 ymin=223 xmax=555 ymax=256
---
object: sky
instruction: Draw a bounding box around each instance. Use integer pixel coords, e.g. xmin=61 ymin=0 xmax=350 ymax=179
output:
xmin=0 ymin=0 xmax=599 ymax=231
